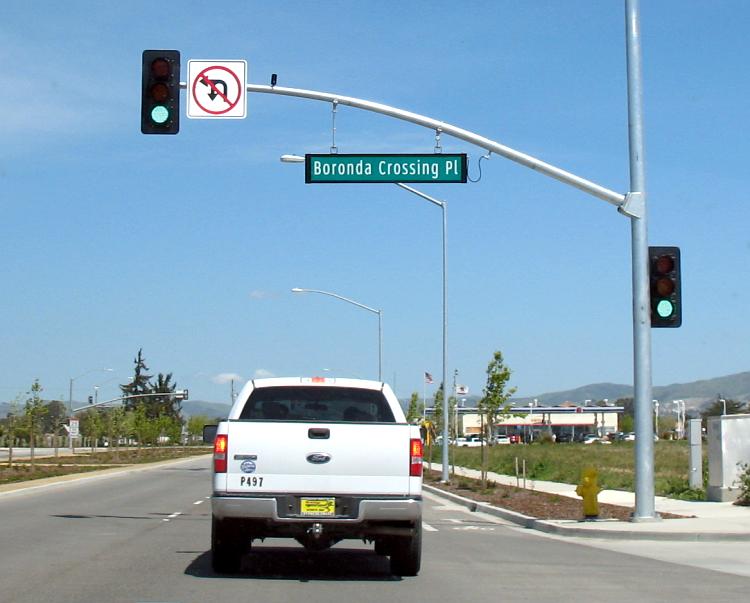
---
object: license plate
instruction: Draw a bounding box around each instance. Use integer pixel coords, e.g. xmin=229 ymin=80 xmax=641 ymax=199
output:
xmin=300 ymin=497 xmax=335 ymax=516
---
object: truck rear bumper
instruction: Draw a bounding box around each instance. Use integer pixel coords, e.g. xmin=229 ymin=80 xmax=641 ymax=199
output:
xmin=212 ymin=493 xmax=422 ymax=523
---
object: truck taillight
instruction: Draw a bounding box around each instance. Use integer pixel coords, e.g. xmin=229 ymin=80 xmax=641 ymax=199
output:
xmin=214 ymin=434 xmax=228 ymax=473
xmin=409 ymin=438 xmax=423 ymax=477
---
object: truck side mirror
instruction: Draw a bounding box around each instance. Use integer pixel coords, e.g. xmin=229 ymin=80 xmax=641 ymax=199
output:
xmin=202 ymin=424 xmax=218 ymax=444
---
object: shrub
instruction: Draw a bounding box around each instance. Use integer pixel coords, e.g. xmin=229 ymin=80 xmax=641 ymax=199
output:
xmin=735 ymin=463 xmax=750 ymax=506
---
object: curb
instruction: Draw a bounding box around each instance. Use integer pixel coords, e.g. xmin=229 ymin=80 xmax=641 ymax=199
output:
xmin=423 ymin=484 xmax=750 ymax=542
xmin=0 ymin=453 xmax=212 ymax=497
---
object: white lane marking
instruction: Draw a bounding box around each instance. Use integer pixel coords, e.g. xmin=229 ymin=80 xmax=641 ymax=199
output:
xmin=423 ymin=523 xmax=438 ymax=532
xmin=163 ymin=511 xmax=183 ymax=522
xmin=193 ymin=500 xmax=204 ymax=505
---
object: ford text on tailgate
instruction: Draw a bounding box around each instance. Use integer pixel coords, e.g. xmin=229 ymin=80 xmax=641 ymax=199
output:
xmin=207 ymin=377 xmax=423 ymax=576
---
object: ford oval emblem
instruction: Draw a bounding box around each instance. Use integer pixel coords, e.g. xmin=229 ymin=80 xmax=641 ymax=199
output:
xmin=306 ymin=453 xmax=332 ymax=465
xmin=240 ymin=460 xmax=257 ymax=474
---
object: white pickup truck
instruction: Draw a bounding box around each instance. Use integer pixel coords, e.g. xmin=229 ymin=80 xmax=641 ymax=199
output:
xmin=205 ymin=376 xmax=424 ymax=575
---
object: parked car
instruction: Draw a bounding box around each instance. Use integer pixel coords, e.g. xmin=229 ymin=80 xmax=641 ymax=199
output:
xmin=494 ymin=435 xmax=511 ymax=445
xmin=456 ymin=436 xmax=482 ymax=447
xmin=556 ymin=433 xmax=573 ymax=443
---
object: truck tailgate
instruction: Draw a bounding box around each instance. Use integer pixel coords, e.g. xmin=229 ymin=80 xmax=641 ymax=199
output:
xmin=224 ymin=421 xmax=413 ymax=495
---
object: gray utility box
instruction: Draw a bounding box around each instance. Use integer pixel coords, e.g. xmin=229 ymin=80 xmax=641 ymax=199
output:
xmin=707 ymin=414 xmax=750 ymax=502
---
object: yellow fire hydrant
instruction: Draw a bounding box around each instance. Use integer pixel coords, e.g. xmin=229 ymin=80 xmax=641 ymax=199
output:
xmin=575 ymin=467 xmax=601 ymax=520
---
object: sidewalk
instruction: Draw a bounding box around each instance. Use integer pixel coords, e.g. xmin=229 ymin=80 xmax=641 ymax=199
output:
xmin=426 ymin=464 xmax=750 ymax=541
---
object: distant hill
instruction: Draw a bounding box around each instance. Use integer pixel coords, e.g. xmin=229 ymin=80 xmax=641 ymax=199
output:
xmin=181 ymin=400 xmax=232 ymax=419
xmin=515 ymin=371 xmax=750 ymax=411
xmin=404 ymin=370 xmax=750 ymax=413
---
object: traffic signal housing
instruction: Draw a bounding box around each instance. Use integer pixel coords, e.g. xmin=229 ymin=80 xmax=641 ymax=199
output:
xmin=141 ymin=50 xmax=180 ymax=134
xmin=649 ymin=246 xmax=682 ymax=328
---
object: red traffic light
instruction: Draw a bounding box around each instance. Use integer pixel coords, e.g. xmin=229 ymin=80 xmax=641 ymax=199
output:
xmin=151 ymin=58 xmax=171 ymax=79
xmin=654 ymin=255 xmax=674 ymax=275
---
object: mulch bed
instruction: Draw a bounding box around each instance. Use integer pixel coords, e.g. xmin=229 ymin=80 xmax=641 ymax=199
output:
xmin=424 ymin=469 xmax=686 ymax=520
xmin=0 ymin=447 xmax=209 ymax=486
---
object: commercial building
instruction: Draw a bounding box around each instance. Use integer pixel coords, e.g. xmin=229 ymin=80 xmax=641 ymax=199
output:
xmin=425 ymin=403 xmax=623 ymax=442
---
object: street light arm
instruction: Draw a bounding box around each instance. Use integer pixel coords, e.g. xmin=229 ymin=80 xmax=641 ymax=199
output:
xmin=292 ymin=288 xmax=380 ymax=315
xmin=395 ymin=183 xmax=445 ymax=208
xmin=291 ymin=287 xmax=382 ymax=381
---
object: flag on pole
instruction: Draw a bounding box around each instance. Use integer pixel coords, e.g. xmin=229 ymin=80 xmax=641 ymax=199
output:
xmin=424 ymin=372 xmax=433 ymax=384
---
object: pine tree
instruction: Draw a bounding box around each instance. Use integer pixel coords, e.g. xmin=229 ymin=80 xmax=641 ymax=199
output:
xmin=120 ymin=349 xmax=152 ymax=413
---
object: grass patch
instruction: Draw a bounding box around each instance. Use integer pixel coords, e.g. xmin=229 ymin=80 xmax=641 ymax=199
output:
xmin=425 ymin=440 xmax=705 ymax=498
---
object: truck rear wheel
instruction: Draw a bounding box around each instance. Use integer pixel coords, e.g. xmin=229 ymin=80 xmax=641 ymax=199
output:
xmin=211 ymin=517 xmax=245 ymax=574
xmin=389 ymin=522 xmax=422 ymax=576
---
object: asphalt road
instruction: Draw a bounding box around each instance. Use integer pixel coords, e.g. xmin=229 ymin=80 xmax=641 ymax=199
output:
xmin=1 ymin=455 xmax=749 ymax=603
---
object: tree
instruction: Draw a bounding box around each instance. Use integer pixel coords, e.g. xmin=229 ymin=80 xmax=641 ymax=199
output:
xmin=79 ymin=408 xmax=104 ymax=452
xmin=405 ymin=392 xmax=422 ymax=423
xmin=701 ymin=396 xmax=745 ymax=424
xmin=432 ymin=383 xmax=445 ymax=437
xmin=478 ymin=351 xmax=516 ymax=486
xmin=24 ymin=379 xmax=47 ymax=471
xmin=151 ymin=372 xmax=181 ymax=421
xmin=187 ymin=415 xmax=211 ymax=444
xmin=42 ymin=400 xmax=68 ymax=458
xmin=105 ymin=406 xmax=128 ymax=460
xmin=133 ymin=403 xmax=160 ymax=447
xmin=120 ymin=348 xmax=152 ymax=413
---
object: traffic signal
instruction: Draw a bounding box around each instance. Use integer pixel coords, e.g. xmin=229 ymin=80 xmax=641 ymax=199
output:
xmin=649 ymin=246 xmax=682 ymax=328
xmin=141 ymin=50 xmax=180 ymax=134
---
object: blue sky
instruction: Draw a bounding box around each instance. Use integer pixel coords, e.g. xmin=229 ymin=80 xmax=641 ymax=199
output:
xmin=1 ymin=1 xmax=748 ymax=407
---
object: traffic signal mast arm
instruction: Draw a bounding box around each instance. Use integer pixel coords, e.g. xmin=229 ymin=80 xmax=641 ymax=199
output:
xmin=175 ymin=80 xmax=629 ymax=213
xmin=245 ymin=83 xmax=630 ymax=212
xmin=72 ymin=390 xmax=188 ymax=413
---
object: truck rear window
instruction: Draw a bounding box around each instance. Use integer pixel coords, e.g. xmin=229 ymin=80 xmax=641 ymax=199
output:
xmin=238 ymin=386 xmax=396 ymax=423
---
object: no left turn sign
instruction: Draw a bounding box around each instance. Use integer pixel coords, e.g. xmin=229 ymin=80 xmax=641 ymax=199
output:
xmin=187 ymin=59 xmax=247 ymax=119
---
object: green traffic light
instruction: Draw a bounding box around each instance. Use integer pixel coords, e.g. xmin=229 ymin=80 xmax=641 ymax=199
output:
xmin=150 ymin=105 xmax=170 ymax=124
xmin=656 ymin=299 xmax=674 ymax=318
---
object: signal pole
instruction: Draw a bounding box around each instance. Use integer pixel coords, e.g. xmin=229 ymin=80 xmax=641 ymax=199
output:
xmin=625 ymin=0 xmax=657 ymax=520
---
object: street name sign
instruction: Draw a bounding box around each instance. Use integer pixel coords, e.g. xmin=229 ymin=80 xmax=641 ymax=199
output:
xmin=187 ymin=59 xmax=247 ymax=119
xmin=305 ymin=153 xmax=467 ymax=184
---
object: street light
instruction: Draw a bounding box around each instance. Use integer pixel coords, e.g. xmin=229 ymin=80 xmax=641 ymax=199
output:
xmin=69 ymin=368 xmax=113 ymax=415
xmin=291 ymin=288 xmax=382 ymax=381
xmin=719 ymin=398 xmax=727 ymax=416
xmin=673 ymin=400 xmax=685 ymax=439
xmin=393 ymin=183 xmax=449 ymax=482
